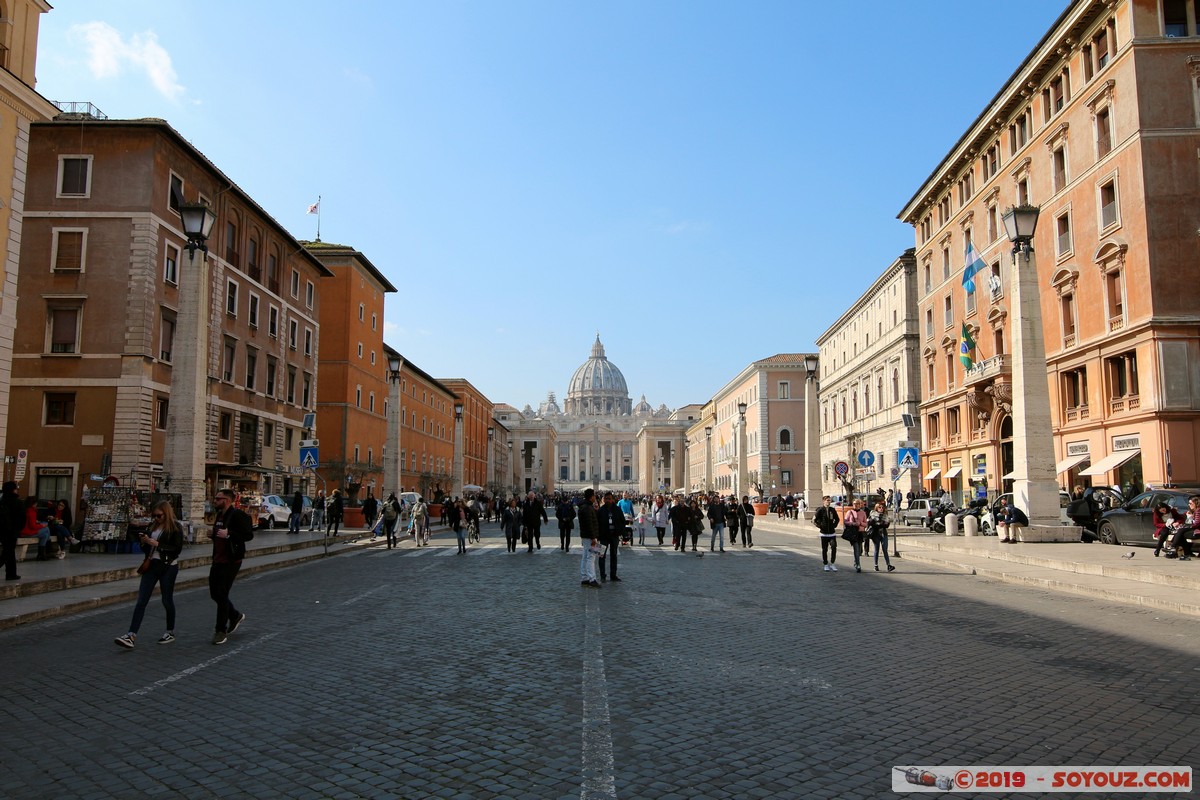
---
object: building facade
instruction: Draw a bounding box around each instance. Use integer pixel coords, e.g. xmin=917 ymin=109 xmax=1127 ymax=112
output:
xmin=384 ymin=345 xmax=456 ymax=500
xmin=816 ymin=250 xmax=923 ymax=501
xmin=11 ymin=116 xmax=329 ymax=507
xmin=305 ymin=241 xmax=396 ymax=503
xmin=900 ymin=0 xmax=1200 ymax=500
xmin=439 ymin=378 xmax=494 ymax=496
xmin=0 ymin=0 xmax=57 ymax=466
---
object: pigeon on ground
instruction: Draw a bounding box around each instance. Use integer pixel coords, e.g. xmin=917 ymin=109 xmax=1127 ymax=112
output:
xmin=1122 ymin=551 xmax=1136 ymax=559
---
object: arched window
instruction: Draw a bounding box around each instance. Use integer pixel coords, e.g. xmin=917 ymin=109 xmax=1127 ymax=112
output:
xmin=779 ymin=429 xmax=793 ymax=450
xmin=864 ymin=385 xmax=870 ymax=415
xmin=892 ymin=370 xmax=900 ymax=403
xmin=852 ymin=393 xmax=858 ymax=420
xmin=877 ymin=377 xmax=884 ymax=408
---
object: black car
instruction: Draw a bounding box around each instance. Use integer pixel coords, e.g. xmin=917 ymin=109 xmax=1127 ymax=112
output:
xmin=1096 ymin=488 xmax=1200 ymax=547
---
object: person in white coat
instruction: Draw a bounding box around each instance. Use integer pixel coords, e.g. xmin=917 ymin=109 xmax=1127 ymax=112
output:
xmin=650 ymin=495 xmax=671 ymax=546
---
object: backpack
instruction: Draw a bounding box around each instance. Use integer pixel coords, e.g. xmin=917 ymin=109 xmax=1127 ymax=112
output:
xmin=383 ymin=501 xmax=398 ymax=521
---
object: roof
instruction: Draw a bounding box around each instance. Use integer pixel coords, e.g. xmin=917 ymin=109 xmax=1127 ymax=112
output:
xmin=299 ymin=241 xmax=397 ymax=292
xmin=381 ymin=343 xmax=455 ymax=398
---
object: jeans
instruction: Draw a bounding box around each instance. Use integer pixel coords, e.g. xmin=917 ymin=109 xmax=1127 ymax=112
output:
xmin=559 ymin=524 xmax=572 ymax=551
xmin=820 ymin=535 xmax=837 ymax=564
xmin=129 ymin=559 xmax=178 ymax=634
xmin=310 ymin=509 xmax=325 ymax=531
xmin=743 ymin=522 xmax=753 ymax=547
xmin=208 ymin=562 xmax=242 ymax=633
xmin=455 ymin=524 xmax=467 ymax=553
xmin=710 ymin=522 xmax=725 ymax=551
xmin=383 ymin=517 xmax=398 ymax=547
xmin=871 ymin=532 xmax=892 ymax=567
xmin=580 ymin=541 xmax=599 ymax=582
xmin=288 ymin=512 xmax=301 ymax=533
xmin=598 ymin=538 xmax=619 ymax=579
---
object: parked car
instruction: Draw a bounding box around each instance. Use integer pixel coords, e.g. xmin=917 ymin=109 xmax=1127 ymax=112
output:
xmin=896 ymin=497 xmax=939 ymax=527
xmin=258 ymin=494 xmax=312 ymax=528
xmin=1096 ymin=488 xmax=1200 ymax=547
xmin=980 ymin=491 xmax=1073 ymax=533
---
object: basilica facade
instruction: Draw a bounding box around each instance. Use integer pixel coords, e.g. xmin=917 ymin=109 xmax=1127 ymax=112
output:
xmin=495 ymin=336 xmax=694 ymax=495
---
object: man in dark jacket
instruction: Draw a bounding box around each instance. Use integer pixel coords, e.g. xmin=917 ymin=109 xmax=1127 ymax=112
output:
xmin=595 ymin=491 xmax=625 ymax=581
xmin=288 ymin=490 xmax=304 ymax=534
xmin=668 ymin=496 xmax=691 ymax=552
xmin=1 ymin=481 xmax=24 ymax=581
xmin=814 ymin=496 xmax=841 ymax=571
xmin=522 ymin=491 xmax=548 ymax=552
xmin=209 ymin=489 xmax=254 ymax=645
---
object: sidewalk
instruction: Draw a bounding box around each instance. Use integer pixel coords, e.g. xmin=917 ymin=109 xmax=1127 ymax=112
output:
xmin=754 ymin=514 xmax=1200 ymax=617
xmin=0 ymin=525 xmax=388 ymax=629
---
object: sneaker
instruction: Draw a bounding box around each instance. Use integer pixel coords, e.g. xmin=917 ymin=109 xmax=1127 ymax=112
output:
xmin=212 ymin=631 xmax=228 ymax=645
xmin=227 ymin=612 xmax=246 ymax=634
xmin=68 ymin=536 xmax=79 ymax=546
xmin=588 ymin=580 xmax=602 ymax=588
xmin=56 ymin=551 xmax=66 ymax=559
xmin=823 ymin=564 xmax=831 ymax=572
xmin=855 ymin=565 xmax=862 ymax=573
xmin=830 ymin=564 xmax=838 ymax=572
xmin=874 ymin=564 xmax=880 ymax=571
xmin=157 ymin=631 xmax=175 ymax=644
xmin=114 ymin=633 xmax=136 ymax=649
xmin=887 ymin=564 xmax=896 ymax=572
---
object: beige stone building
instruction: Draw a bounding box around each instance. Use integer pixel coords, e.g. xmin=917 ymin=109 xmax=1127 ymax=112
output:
xmin=816 ymin=250 xmax=923 ymax=501
xmin=899 ymin=0 xmax=1200 ymax=500
xmin=0 ymin=0 xmax=57 ymax=466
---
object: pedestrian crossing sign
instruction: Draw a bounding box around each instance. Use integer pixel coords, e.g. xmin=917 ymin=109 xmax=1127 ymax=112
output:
xmin=897 ymin=447 xmax=919 ymax=470
xmin=300 ymin=446 xmax=319 ymax=469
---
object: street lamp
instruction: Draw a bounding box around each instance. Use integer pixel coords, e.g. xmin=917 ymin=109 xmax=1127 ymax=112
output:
xmin=803 ymin=353 xmax=821 ymax=510
xmin=507 ymin=440 xmax=514 ymax=496
xmin=385 ymin=353 xmax=404 ymax=495
xmin=669 ymin=447 xmax=675 ymax=491
xmin=163 ymin=200 xmax=218 ymax=533
xmin=487 ymin=426 xmax=494 ymax=495
xmin=453 ymin=401 xmax=464 ymax=497
xmin=704 ymin=426 xmax=712 ymax=494
xmin=737 ymin=401 xmax=748 ymax=498
xmin=1001 ymin=204 xmax=1062 ymax=538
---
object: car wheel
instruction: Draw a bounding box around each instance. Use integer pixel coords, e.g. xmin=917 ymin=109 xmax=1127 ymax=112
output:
xmin=1097 ymin=521 xmax=1120 ymax=546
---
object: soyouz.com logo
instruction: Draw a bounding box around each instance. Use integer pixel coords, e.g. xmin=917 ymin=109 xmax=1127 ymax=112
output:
xmin=893 ymin=766 xmax=1191 ymax=793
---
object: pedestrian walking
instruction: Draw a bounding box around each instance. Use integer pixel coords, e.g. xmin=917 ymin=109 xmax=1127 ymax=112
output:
xmin=842 ymin=498 xmax=867 ymax=573
xmin=502 ymin=497 xmax=523 ymax=553
xmin=412 ymin=496 xmax=429 ymax=545
xmin=707 ymin=495 xmax=727 ymax=553
xmin=447 ymin=499 xmax=467 ymax=553
xmin=814 ymin=496 xmax=840 ymax=571
xmin=208 ymin=488 xmax=253 ymax=645
xmin=669 ymin=496 xmax=690 ymax=551
xmin=361 ymin=491 xmax=378 ymax=531
xmin=868 ymin=500 xmax=895 ymax=572
xmin=288 ymin=490 xmax=304 ymax=534
xmin=522 ymin=492 xmax=548 ymax=552
xmin=634 ymin=503 xmax=649 ymax=546
xmin=326 ymin=490 xmax=344 ymax=537
xmin=556 ymin=498 xmax=576 ymax=551
xmin=578 ymin=488 xmax=601 ymax=587
xmin=1 ymin=481 xmax=23 ymax=581
xmin=687 ymin=497 xmax=705 ymax=552
xmin=114 ymin=501 xmax=184 ymax=648
xmin=739 ymin=495 xmax=756 ymax=547
xmin=724 ymin=496 xmax=740 ymax=546
xmin=309 ymin=490 xmax=326 ymax=531
xmin=596 ymin=491 xmax=624 ymax=581
xmin=381 ymin=493 xmax=401 ymax=548
xmin=651 ymin=495 xmax=670 ymax=546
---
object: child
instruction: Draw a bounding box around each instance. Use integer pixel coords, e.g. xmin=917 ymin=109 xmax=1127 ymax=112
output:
xmin=634 ymin=505 xmax=649 ymax=546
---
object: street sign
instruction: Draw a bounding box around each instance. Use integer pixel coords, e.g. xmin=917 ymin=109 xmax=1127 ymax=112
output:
xmin=855 ymin=468 xmax=876 ymax=481
xmin=14 ymin=448 xmax=27 ymax=481
xmin=890 ymin=466 xmax=900 ymax=480
xmin=897 ymin=447 xmax=920 ymax=470
xmin=299 ymin=446 xmax=319 ymax=470
xmin=832 ymin=460 xmax=850 ymax=477
xmin=857 ymin=451 xmax=875 ymax=468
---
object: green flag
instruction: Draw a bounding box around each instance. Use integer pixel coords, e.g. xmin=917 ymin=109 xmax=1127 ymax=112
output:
xmin=959 ymin=323 xmax=976 ymax=370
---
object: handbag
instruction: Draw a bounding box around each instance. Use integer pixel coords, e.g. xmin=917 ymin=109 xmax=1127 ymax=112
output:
xmin=136 ymin=555 xmax=152 ymax=575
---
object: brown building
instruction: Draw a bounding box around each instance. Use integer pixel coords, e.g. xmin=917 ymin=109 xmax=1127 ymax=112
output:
xmin=383 ymin=343 xmax=456 ymax=499
xmin=900 ymin=0 xmax=1200 ymax=500
xmin=9 ymin=115 xmax=330 ymax=506
xmin=439 ymin=378 xmax=494 ymax=496
xmin=304 ymin=241 xmax=395 ymax=503
xmin=0 ymin=1 xmax=58 ymax=466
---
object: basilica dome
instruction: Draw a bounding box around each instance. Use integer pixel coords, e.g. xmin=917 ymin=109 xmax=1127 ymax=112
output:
xmin=565 ymin=335 xmax=632 ymax=416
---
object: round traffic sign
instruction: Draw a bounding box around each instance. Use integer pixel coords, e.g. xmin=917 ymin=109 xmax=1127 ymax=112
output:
xmin=890 ymin=467 xmax=900 ymax=479
xmin=833 ymin=460 xmax=850 ymax=477
xmin=857 ymin=451 xmax=876 ymax=468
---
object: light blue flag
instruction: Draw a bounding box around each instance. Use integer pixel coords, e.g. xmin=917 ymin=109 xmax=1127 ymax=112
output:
xmin=962 ymin=241 xmax=986 ymax=294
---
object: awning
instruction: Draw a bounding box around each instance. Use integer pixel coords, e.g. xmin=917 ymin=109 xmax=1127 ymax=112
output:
xmin=922 ymin=468 xmax=941 ymax=481
xmin=1079 ymin=449 xmax=1140 ymax=477
xmin=943 ymin=466 xmax=963 ymax=479
xmin=1055 ymin=453 xmax=1091 ymax=475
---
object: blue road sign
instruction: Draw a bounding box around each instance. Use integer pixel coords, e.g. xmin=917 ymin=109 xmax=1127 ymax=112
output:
xmin=857 ymin=451 xmax=876 ymax=468
xmin=300 ymin=446 xmax=319 ymax=470
xmin=897 ymin=447 xmax=920 ymax=470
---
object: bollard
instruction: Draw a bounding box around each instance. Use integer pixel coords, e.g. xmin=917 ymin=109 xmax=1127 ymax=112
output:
xmin=963 ymin=514 xmax=978 ymax=537
xmin=945 ymin=512 xmax=959 ymax=536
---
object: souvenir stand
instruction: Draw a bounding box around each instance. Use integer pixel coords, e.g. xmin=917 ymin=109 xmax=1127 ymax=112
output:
xmin=80 ymin=487 xmax=184 ymax=553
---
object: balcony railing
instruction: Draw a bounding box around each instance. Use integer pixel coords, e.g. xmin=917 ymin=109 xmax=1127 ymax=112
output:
xmin=1109 ymin=395 xmax=1138 ymax=414
xmin=963 ymin=353 xmax=1012 ymax=387
xmin=1063 ymin=333 xmax=1076 ymax=348
xmin=1065 ymin=405 xmax=1090 ymax=422
xmin=1109 ymin=315 xmax=1124 ymax=332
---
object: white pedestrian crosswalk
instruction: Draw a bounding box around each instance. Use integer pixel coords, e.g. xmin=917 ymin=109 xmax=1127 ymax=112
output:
xmin=366 ymin=542 xmax=807 ymax=559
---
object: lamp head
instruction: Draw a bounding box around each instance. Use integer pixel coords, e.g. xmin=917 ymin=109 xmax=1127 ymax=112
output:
xmin=804 ymin=354 xmax=819 ymax=376
xmin=1002 ymin=203 xmax=1040 ymax=250
xmin=179 ymin=200 xmax=217 ymax=254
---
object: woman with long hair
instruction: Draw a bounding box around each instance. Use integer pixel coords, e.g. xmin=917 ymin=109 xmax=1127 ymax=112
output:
xmin=115 ymin=500 xmax=185 ymax=648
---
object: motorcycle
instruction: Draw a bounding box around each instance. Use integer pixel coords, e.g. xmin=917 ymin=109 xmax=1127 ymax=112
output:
xmin=929 ymin=502 xmax=983 ymax=533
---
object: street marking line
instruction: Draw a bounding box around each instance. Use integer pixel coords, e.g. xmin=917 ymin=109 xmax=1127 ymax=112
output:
xmin=581 ymin=590 xmax=617 ymax=800
xmin=128 ymin=632 xmax=280 ymax=696
xmin=340 ymin=585 xmax=387 ymax=606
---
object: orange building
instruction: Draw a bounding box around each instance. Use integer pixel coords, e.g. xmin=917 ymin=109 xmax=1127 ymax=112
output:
xmin=439 ymin=378 xmax=494 ymax=495
xmin=305 ymin=241 xmax=395 ymax=503
xmin=383 ymin=343 xmax=456 ymax=499
xmin=900 ymin=0 xmax=1200 ymax=499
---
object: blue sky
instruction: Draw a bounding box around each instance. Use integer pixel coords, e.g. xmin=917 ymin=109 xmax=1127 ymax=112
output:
xmin=34 ymin=1 xmax=1067 ymax=412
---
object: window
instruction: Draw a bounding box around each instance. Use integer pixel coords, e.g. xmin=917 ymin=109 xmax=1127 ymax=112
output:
xmin=943 ymin=296 xmax=953 ymax=328
xmin=245 ymin=347 xmax=257 ymax=390
xmin=928 ymin=412 xmax=940 ymax=443
xmin=164 ymin=244 xmax=179 ymax=285
xmin=942 ymin=246 xmax=951 ymax=280
xmin=369 ymin=392 xmax=375 ymax=412
xmin=357 ymin=342 xmax=363 ymax=359
xmin=248 ymin=294 xmax=259 ymax=328
xmin=1085 ymin=19 xmax=1116 ymax=80
xmin=1043 ymin=71 xmax=1070 ymax=121
xmin=247 ymin=237 xmax=259 ymax=281
xmin=268 ymin=306 xmax=279 ymax=338
xmin=222 ymin=339 xmax=236 ymax=382
xmin=989 ymin=261 xmax=1003 ymax=299
xmin=892 ymin=370 xmax=900 ymax=403
xmin=981 ymin=142 xmax=1001 ymax=180
xmin=288 ymin=319 xmax=298 ymax=350
xmin=1052 ymin=146 xmax=1067 ymax=193
xmin=58 ymin=156 xmax=91 ymax=197
xmin=945 ymin=351 xmax=956 ymax=390
xmin=1056 ymin=212 xmax=1073 ymax=257
xmin=1061 ymin=292 xmax=1078 ymax=346
xmin=358 ymin=303 xmax=365 ymax=322
xmin=987 ymin=204 xmax=999 ymax=243
xmin=1164 ymin=0 xmax=1198 ymax=36
xmin=923 ymin=262 xmax=931 ymax=294
xmin=265 ymin=357 xmax=277 ymax=396
xmin=304 ymin=328 xmax=313 ymax=356
xmin=267 ymin=252 xmax=279 ymax=294
xmin=1099 ymin=178 xmax=1119 ymax=229
xmin=225 ymin=279 xmax=239 ymax=317
xmin=155 ymin=396 xmax=169 ymax=429
xmin=925 ymin=308 xmax=934 ymax=339
xmin=1062 ymin=368 xmax=1089 ymax=411
xmin=778 ymin=381 xmax=790 ymax=400
xmin=287 ymin=367 xmax=297 ymax=404
xmin=1096 ymin=107 xmax=1113 ymax=157
xmin=225 ymin=220 xmax=240 ymax=267
xmin=370 ymin=351 xmax=376 ymax=365
xmin=1009 ymin=108 xmax=1031 ymax=154
xmin=290 ymin=269 xmax=300 ymax=297
xmin=220 ymin=413 xmax=232 ymax=440
xmin=285 ymin=427 xmax=294 ymax=450
xmin=45 ymin=392 xmax=75 ymax=425
xmin=168 ymin=174 xmax=183 ymax=213
xmin=48 ymin=304 xmax=81 ymax=354
xmin=1017 ymin=177 xmax=1030 ymax=206
xmin=302 ymin=374 xmax=311 ymax=407
xmin=305 ymin=281 xmax=314 ymax=309
xmin=948 ymin=407 xmax=960 ymax=439
xmin=160 ymin=313 xmax=175 ymax=362
xmin=264 ymin=422 xmax=273 ymax=444
xmin=1105 ymin=351 xmax=1139 ymax=403
xmin=356 ymin=386 xmax=362 ymax=408
xmin=52 ymin=229 xmax=85 ymax=272
xmin=779 ymin=429 xmax=792 ymax=450
xmin=371 ymin=313 xmax=377 ymax=331
xmin=1105 ymin=265 xmax=1126 ymax=326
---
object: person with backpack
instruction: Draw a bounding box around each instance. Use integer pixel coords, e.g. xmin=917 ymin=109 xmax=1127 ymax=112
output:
xmin=556 ymin=498 xmax=577 ymax=552
xmin=381 ymin=493 xmax=401 ymax=549
xmin=814 ymin=496 xmax=841 ymax=572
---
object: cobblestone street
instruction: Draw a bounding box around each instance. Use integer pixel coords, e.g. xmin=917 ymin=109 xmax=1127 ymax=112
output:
xmin=3 ymin=523 xmax=1199 ymax=799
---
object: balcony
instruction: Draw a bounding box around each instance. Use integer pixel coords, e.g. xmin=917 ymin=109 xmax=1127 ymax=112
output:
xmin=1109 ymin=395 xmax=1138 ymax=414
xmin=963 ymin=353 xmax=1012 ymax=387
xmin=1109 ymin=315 xmax=1124 ymax=332
xmin=1063 ymin=333 xmax=1076 ymax=349
xmin=1065 ymin=405 xmax=1090 ymax=422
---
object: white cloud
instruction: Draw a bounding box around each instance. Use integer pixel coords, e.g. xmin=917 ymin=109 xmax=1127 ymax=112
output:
xmin=70 ymin=22 xmax=185 ymax=102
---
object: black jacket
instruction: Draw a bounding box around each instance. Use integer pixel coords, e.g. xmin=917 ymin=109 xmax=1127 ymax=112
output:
xmin=212 ymin=507 xmax=254 ymax=562
xmin=595 ymin=503 xmax=626 ymax=543
xmin=523 ymin=498 xmax=548 ymax=527
xmin=814 ymin=505 xmax=840 ymax=534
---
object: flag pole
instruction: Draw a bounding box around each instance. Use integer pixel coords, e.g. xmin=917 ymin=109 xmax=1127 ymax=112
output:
xmin=315 ymin=194 xmax=321 ymax=243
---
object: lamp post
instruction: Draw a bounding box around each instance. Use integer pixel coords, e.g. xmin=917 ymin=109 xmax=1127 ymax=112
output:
xmin=385 ymin=354 xmax=404 ymax=495
xmin=507 ymin=441 xmax=514 ymax=496
xmin=737 ymin=401 xmax=748 ymax=499
xmin=803 ymin=353 xmax=821 ymax=510
xmin=669 ymin=447 xmax=675 ymax=491
xmin=163 ymin=200 xmax=217 ymax=533
xmin=453 ymin=401 xmax=464 ymax=498
xmin=704 ymin=426 xmax=713 ymax=494
xmin=487 ymin=426 xmax=494 ymax=494
xmin=1002 ymin=204 xmax=1066 ymax=539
